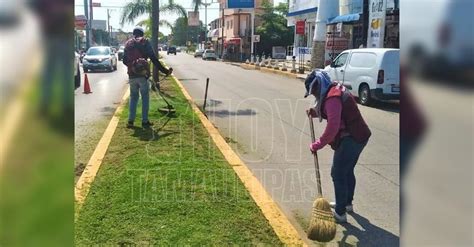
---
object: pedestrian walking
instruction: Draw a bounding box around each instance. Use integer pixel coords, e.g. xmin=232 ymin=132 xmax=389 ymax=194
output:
xmin=304 ymin=70 xmax=371 ymax=223
xmin=123 ymin=26 xmax=173 ymax=128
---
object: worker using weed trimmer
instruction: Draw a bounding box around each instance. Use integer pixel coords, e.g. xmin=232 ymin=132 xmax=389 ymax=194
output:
xmin=123 ymin=26 xmax=173 ymax=128
xmin=304 ymin=70 xmax=371 ymax=224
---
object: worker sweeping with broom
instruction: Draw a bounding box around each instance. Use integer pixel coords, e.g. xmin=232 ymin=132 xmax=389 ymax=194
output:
xmin=304 ymin=70 xmax=371 ymax=241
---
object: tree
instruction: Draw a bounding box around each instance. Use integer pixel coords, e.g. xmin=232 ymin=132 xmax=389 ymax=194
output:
xmin=255 ymin=1 xmax=294 ymax=56
xmin=91 ymin=29 xmax=110 ymax=46
xmin=120 ymin=0 xmax=188 ymax=26
xmin=137 ymin=18 xmax=173 ymax=38
xmin=170 ymin=17 xmax=205 ymax=46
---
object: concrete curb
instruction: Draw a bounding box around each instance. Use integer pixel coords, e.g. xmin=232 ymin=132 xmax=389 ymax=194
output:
xmin=74 ymin=87 xmax=130 ymax=210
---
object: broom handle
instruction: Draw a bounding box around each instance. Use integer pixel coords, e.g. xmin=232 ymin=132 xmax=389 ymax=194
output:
xmin=308 ymin=114 xmax=323 ymax=197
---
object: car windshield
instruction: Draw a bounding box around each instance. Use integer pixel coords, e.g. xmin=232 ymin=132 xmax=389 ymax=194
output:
xmin=87 ymin=47 xmax=109 ymax=55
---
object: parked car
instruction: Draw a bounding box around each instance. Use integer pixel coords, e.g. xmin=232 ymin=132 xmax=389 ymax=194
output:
xmin=167 ymin=46 xmax=177 ymax=55
xmin=202 ymin=49 xmax=217 ymax=60
xmin=83 ymin=46 xmax=118 ymax=72
xmin=194 ymin=49 xmax=204 ymax=57
xmin=176 ymin=47 xmax=182 ymax=53
xmin=324 ymin=48 xmax=400 ymax=105
xmin=74 ymin=51 xmax=81 ymax=88
xmin=117 ymin=45 xmax=125 ymax=61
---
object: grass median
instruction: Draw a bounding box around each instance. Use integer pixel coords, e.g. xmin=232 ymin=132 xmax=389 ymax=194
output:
xmin=74 ymin=77 xmax=282 ymax=245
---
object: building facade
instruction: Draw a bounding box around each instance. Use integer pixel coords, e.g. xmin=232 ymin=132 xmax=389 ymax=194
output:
xmin=287 ymin=0 xmax=399 ymax=68
xmin=206 ymin=0 xmax=271 ymax=61
xmin=286 ymin=0 xmax=319 ymax=60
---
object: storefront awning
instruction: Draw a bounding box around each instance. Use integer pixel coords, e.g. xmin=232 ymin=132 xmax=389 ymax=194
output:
xmin=207 ymin=29 xmax=220 ymax=38
xmin=327 ymin=13 xmax=361 ymax=24
xmin=225 ymin=38 xmax=240 ymax=45
xmin=287 ymin=7 xmax=318 ymax=17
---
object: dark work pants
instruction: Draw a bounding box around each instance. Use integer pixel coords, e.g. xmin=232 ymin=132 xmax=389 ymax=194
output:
xmin=331 ymin=136 xmax=368 ymax=215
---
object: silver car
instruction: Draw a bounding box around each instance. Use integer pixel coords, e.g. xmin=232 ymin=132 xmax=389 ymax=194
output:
xmin=83 ymin=46 xmax=118 ymax=72
xmin=194 ymin=49 xmax=204 ymax=57
xmin=202 ymin=49 xmax=217 ymax=60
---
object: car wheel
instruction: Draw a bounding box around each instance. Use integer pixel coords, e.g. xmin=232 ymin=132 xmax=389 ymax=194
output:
xmin=75 ymin=67 xmax=81 ymax=89
xmin=358 ymin=84 xmax=371 ymax=106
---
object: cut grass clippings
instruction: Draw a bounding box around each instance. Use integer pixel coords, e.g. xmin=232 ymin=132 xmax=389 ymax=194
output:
xmin=74 ymin=77 xmax=283 ymax=246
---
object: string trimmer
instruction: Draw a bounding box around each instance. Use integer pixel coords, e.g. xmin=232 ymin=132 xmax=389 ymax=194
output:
xmin=149 ymin=75 xmax=176 ymax=115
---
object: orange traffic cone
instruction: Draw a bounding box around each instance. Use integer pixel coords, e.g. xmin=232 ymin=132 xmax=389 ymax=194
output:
xmin=83 ymin=73 xmax=92 ymax=94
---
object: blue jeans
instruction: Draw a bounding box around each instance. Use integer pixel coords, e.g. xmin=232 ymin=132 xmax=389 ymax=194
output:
xmin=128 ymin=77 xmax=150 ymax=123
xmin=331 ymin=136 xmax=368 ymax=215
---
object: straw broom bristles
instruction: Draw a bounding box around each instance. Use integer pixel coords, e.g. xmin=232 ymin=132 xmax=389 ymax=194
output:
xmin=307 ymin=197 xmax=337 ymax=242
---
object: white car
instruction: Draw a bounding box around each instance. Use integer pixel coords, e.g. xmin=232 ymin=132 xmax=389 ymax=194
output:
xmin=324 ymin=48 xmax=400 ymax=105
xmin=202 ymin=49 xmax=217 ymax=61
xmin=83 ymin=46 xmax=118 ymax=72
xmin=74 ymin=51 xmax=81 ymax=88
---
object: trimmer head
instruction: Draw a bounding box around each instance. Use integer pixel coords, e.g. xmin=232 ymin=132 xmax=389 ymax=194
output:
xmin=158 ymin=106 xmax=176 ymax=114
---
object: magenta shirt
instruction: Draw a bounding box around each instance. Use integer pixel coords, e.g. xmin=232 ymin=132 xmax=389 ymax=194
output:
xmin=310 ymin=97 xmax=345 ymax=151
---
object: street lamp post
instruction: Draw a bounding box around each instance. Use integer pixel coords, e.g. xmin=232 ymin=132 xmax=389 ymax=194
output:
xmin=201 ymin=0 xmax=218 ymax=44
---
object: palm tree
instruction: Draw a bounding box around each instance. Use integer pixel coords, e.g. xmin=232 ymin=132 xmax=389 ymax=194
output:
xmin=120 ymin=0 xmax=188 ymax=26
xmin=136 ymin=18 xmax=174 ymax=37
xmin=191 ymin=0 xmax=203 ymax=12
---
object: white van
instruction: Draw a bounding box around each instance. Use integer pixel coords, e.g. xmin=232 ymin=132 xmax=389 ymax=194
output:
xmin=324 ymin=48 xmax=399 ymax=105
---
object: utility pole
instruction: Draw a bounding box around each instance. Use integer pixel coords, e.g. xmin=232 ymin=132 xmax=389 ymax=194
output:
xmin=203 ymin=0 xmax=210 ymax=43
xmin=107 ymin=9 xmax=111 ymax=46
xmin=152 ymin=0 xmax=160 ymax=81
xmin=220 ymin=3 xmax=224 ymax=58
xmin=84 ymin=0 xmax=90 ymax=49
xmin=89 ymin=0 xmax=94 ymax=46
xmin=249 ymin=0 xmax=255 ymax=57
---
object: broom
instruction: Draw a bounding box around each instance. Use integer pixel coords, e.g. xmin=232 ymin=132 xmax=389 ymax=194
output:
xmin=307 ymin=113 xmax=337 ymax=242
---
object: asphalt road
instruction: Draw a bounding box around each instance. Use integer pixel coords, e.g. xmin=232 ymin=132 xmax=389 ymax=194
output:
xmin=74 ymin=61 xmax=129 ymax=180
xmin=164 ymin=52 xmax=400 ymax=246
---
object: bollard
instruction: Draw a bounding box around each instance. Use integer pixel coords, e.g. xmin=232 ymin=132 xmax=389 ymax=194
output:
xmin=291 ymin=56 xmax=297 ymax=73
xmin=282 ymin=61 xmax=288 ymax=71
xmin=274 ymin=60 xmax=280 ymax=70
xmin=203 ymin=78 xmax=210 ymax=115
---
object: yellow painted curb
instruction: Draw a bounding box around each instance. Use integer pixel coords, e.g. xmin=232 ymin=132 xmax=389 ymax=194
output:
xmin=74 ymin=87 xmax=130 ymax=208
xmin=0 ymin=51 xmax=42 ymax=172
xmin=172 ymin=75 xmax=308 ymax=247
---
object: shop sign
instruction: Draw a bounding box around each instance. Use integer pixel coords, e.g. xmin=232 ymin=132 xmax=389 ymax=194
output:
xmin=367 ymin=0 xmax=386 ymax=48
xmin=296 ymin=21 xmax=305 ymax=35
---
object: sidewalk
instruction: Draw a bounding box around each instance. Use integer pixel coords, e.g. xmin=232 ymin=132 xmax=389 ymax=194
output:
xmin=237 ymin=61 xmax=312 ymax=81
xmin=74 ymin=77 xmax=288 ymax=245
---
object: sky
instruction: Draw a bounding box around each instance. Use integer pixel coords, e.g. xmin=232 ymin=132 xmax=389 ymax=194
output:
xmin=74 ymin=0 xmax=222 ymax=35
xmin=74 ymin=0 xmax=284 ymax=35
